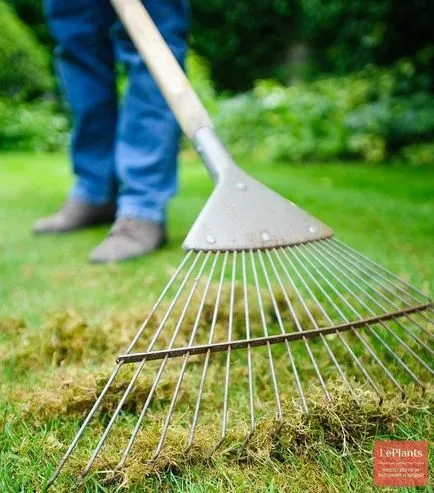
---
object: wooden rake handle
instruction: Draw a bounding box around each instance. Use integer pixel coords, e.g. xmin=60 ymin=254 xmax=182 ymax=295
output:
xmin=111 ymin=0 xmax=213 ymax=139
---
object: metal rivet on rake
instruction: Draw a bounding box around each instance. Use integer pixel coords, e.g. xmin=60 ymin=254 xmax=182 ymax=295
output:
xmin=261 ymin=231 xmax=271 ymax=242
xmin=206 ymin=235 xmax=216 ymax=244
xmin=237 ymin=182 xmax=247 ymax=191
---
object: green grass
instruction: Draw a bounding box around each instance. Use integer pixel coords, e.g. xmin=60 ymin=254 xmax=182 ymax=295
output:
xmin=0 ymin=151 xmax=433 ymax=492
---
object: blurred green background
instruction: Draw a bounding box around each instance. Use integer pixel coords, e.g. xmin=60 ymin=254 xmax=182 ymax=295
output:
xmin=1 ymin=0 xmax=434 ymax=164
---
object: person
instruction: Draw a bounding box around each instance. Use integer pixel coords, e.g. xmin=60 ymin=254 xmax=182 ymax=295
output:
xmin=33 ymin=0 xmax=189 ymax=263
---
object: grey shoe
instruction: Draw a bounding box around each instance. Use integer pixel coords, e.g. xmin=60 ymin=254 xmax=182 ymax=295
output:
xmin=89 ymin=218 xmax=166 ymax=263
xmin=33 ymin=198 xmax=116 ymax=234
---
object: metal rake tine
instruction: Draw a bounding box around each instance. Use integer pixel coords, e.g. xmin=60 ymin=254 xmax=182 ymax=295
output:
xmin=327 ymin=240 xmax=425 ymax=306
xmin=362 ymin=325 xmax=426 ymax=390
xmin=261 ymin=250 xmax=331 ymax=402
xmin=328 ymin=242 xmax=434 ymax=374
xmin=349 ymin=330 xmax=406 ymax=398
xmin=81 ymin=251 xmax=205 ymax=478
xmin=309 ymin=244 xmax=433 ymax=382
xmin=275 ymin=248 xmax=354 ymax=394
xmin=186 ymin=251 xmax=229 ymax=451
xmin=385 ymin=320 xmax=434 ymax=357
xmin=304 ymin=244 xmax=409 ymax=396
xmin=241 ymin=251 xmax=256 ymax=444
xmin=330 ymin=240 xmax=433 ymax=328
xmin=406 ymin=312 xmax=434 ymax=337
xmin=330 ymin=239 xmax=433 ymax=324
xmin=299 ymin=246 xmax=404 ymax=397
xmin=213 ymin=251 xmax=237 ymax=453
xmin=149 ymin=252 xmax=220 ymax=462
xmin=250 ymin=250 xmax=284 ymax=423
xmin=45 ymin=366 xmax=122 ymax=490
xmin=117 ymin=251 xmax=212 ymax=467
xmin=316 ymin=244 xmax=430 ymax=384
xmin=319 ymin=242 xmax=434 ymax=350
xmin=290 ymin=245 xmax=384 ymax=402
xmin=330 ymin=238 xmax=432 ymax=310
xmin=45 ymin=251 xmax=195 ymax=489
xmin=125 ymin=251 xmax=195 ymax=354
xmin=326 ymin=240 xmax=434 ymax=340
xmin=380 ymin=320 xmax=434 ymax=376
xmin=330 ymin=238 xmax=431 ymax=303
xmin=312 ymin=242 xmax=434 ymax=359
xmin=257 ymin=250 xmax=309 ymax=414
xmin=289 ymin=243 xmax=383 ymax=384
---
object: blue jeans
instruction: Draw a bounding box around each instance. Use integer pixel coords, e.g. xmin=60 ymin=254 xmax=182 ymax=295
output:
xmin=45 ymin=0 xmax=189 ymax=223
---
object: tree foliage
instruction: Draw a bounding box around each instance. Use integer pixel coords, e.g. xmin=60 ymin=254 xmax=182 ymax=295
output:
xmin=190 ymin=0 xmax=297 ymax=91
xmin=0 ymin=0 xmax=53 ymax=99
xmin=7 ymin=0 xmax=434 ymax=92
xmin=300 ymin=0 xmax=434 ymax=83
xmin=191 ymin=0 xmax=434 ymax=91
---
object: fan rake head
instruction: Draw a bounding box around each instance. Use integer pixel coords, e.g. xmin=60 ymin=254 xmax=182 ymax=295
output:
xmin=46 ymin=237 xmax=433 ymax=487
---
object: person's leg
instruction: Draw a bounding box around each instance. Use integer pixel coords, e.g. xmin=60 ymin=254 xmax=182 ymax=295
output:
xmin=88 ymin=0 xmax=189 ymax=262
xmin=45 ymin=0 xmax=118 ymax=205
xmin=113 ymin=0 xmax=189 ymax=224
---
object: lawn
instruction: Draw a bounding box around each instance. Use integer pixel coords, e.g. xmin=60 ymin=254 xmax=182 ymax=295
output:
xmin=0 ymin=151 xmax=433 ymax=492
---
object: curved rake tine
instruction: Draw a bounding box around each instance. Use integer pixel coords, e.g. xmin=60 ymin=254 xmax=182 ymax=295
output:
xmin=326 ymin=240 xmax=434 ymax=340
xmin=125 ymin=251 xmax=194 ymax=354
xmin=312 ymin=243 xmax=433 ymax=382
xmin=290 ymin=245 xmax=384 ymax=404
xmin=242 ymin=251 xmax=256 ymax=445
xmin=250 ymin=250 xmax=284 ymax=424
xmin=81 ymin=251 xmax=204 ymax=478
xmin=390 ymin=322 xmax=434 ymax=357
xmin=313 ymin=242 xmax=434 ymax=365
xmin=185 ymin=252 xmax=229 ymax=453
xmin=331 ymin=238 xmax=431 ymax=303
xmin=276 ymin=248 xmax=354 ymax=394
xmin=257 ymin=250 xmax=309 ymax=414
xmin=261 ymin=250 xmax=331 ymax=402
xmin=211 ymin=251 xmax=238 ymax=454
xmin=327 ymin=243 xmax=434 ymax=351
xmin=381 ymin=320 xmax=433 ymax=376
xmin=116 ymin=251 xmax=211 ymax=467
xmin=363 ymin=325 xmax=426 ymax=391
xmin=330 ymin=239 xmax=433 ymax=326
xmin=149 ymin=252 xmax=220 ymax=462
xmin=45 ymin=251 xmax=194 ymax=489
xmin=306 ymin=244 xmax=408 ymax=397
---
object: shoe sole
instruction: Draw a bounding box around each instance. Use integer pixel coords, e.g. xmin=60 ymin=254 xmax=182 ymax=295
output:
xmin=32 ymin=218 xmax=116 ymax=236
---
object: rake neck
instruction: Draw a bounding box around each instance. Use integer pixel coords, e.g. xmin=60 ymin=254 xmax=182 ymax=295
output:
xmin=192 ymin=127 xmax=237 ymax=182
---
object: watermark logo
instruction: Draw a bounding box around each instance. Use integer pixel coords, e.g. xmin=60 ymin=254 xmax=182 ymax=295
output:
xmin=374 ymin=440 xmax=429 ymax=487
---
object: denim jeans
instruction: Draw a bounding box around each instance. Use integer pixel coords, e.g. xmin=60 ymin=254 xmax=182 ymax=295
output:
xmin=44 ymin=0 xmax=189 ymax=223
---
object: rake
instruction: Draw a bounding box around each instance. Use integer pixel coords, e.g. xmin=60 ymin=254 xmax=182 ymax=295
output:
xmin=45 ymin=0 xmax=433 ymax=487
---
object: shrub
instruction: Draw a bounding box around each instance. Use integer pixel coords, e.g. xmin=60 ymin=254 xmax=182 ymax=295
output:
xmin=0 ymin=98 xmax=69 ymax=151
xmin=187 ymin=50 xmax=219 ymax=114
xmin=346 ymin=93 xmax=434 ymax=151
xmin=6 ymin=0 xmax=53 ymax=47
xmin=399 ymin=143 xmax=434 ymax=167
xmin=213 ymin=65 xmax=434 ymax=163
xmin=0 ymin=0 xmax=53 ymax=99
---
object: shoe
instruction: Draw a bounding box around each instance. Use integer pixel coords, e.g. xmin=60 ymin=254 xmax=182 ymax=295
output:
xmin=32 ymin=198 xmax=116 ymax=234
xmin=89 ymin=218 xmax=166 ymax=263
